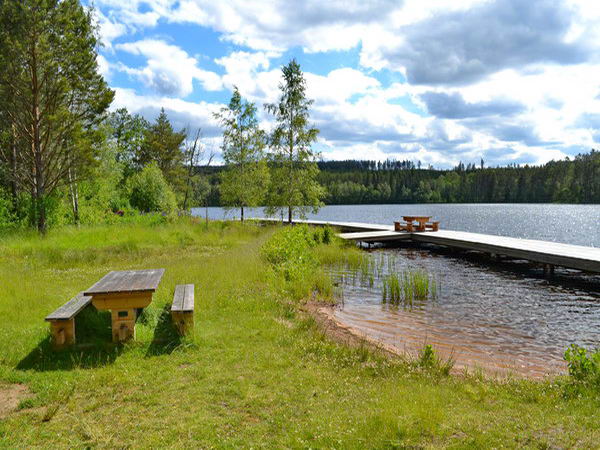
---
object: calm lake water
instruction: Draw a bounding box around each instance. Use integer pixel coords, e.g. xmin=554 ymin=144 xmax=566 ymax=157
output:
xmin=193 ymin=203 xmax=600 ymax=246
xmin=193 ymin=203 xmax=600 ymax=376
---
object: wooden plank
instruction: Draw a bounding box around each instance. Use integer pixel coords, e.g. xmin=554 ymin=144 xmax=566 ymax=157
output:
xmin=249 ymin=217 xmax=600 ymax=273
xmin=45 ymin=292 xmax=92 ymax=321
xmin=84 ymin=269 xmax=165 ymax=295
xmin=250 ymin=217 xmax=393 ymax=232
xmin=338 ymin=231 xmax=413 ymax=243
xmin=91 ymin=292 xmax=152 ymax=311
xmin=172 ymin=284 xmax=194 ymax=312
xmin=337 ymin=228 xmax=600 ymax=272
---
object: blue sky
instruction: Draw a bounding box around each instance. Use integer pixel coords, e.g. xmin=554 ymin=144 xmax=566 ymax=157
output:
xmin=92 ymin=0 xmax=600 ymax=167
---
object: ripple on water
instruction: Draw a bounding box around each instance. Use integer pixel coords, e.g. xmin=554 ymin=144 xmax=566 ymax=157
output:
xmin=331 ymin=246 xmax=600 ymax=378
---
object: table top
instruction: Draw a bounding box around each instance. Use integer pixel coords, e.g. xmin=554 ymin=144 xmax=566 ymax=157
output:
xmin=402 ymin=216 xmax=431 ymax=222
xmin=84 ymin=269 xmax=165 ymax=295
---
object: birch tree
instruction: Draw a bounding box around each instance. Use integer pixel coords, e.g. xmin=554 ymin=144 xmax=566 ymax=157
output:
xmin=264 ymin=59 xmax=324 ymax=223
xmin=214 ymin=87 xmax=268 ymax=222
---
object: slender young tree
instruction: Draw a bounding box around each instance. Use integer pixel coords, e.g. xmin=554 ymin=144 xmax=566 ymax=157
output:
xmin=0 ymin=0 xmax=114 ymax=232
xmin=264 ymin=59 xmax=324 ymax=222
xmin=214 ymin=87 xmax=268 ymax=222
xmin=181 ymin=128 xmax=215 ymax=212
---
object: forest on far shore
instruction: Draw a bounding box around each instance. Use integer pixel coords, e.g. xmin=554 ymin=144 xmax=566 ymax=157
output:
xmin=198 ymin=149 xmax=600 ymax=206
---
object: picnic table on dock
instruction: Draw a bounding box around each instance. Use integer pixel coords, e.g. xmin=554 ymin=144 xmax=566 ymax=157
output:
xmin=402 ymin=216 xmax=430 ymax=231
xmin=84 ymin=269 xmax=165 ymax=342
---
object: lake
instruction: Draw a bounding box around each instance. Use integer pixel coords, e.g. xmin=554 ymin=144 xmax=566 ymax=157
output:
xmin=192 ymin=203 xmax=600 ymax=247
xmin=192 ymin=203 xmax=600 ymax=377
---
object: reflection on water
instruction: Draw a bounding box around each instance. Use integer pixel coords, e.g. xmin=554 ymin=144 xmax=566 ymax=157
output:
xmin=330 ymin=245 xmax=600 ymax=378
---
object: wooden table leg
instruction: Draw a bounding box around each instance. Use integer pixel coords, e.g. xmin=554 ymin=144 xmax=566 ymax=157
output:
xmin=111 ymin=308 xmax=137 ymax=342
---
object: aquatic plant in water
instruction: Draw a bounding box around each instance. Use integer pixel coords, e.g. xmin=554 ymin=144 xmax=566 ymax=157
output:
xmin=382 ymin=269 xmax=437 ymax=306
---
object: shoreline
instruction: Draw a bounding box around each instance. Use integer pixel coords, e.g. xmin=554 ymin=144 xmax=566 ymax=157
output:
xmin=305 ymin=300 xmax=566 ymax=381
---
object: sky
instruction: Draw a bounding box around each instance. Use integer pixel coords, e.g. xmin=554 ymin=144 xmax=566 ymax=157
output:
xmin=91 ymin=0 xmax=600 ymax=168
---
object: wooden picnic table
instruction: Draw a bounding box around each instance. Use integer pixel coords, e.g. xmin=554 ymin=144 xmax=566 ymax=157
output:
xmin=84 ymin=269 xmax=165 ymax=342
xmin=402 ymin=216 xmax=431 ymax=232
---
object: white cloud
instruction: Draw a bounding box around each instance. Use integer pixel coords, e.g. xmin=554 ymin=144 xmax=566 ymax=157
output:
xmin=116 ymin=39 xmax=222 ymax=97
xmin=112 ymin=87 xmax=225 ymax=157
xmin=92 ymin=8 xmax=127 ymax=49
xmin=95 ymin=0 xmax=600 ymax=166
xmin=97 ymin=54 xmax=112 ymax=80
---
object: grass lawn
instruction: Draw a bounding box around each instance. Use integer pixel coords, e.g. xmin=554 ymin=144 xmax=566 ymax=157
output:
xmin=0 ymin=219 xmax=599 ymax=448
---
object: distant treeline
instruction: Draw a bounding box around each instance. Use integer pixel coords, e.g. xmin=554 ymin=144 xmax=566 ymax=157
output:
xmin=199 ymin=150 xmax=600 ymax=205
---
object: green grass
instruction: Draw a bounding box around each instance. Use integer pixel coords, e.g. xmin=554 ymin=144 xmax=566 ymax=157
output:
xmin=0 ymin=219 xmax=599 ymax=447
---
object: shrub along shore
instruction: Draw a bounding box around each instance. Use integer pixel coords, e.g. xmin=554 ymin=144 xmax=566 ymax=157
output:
xmin=0 ymin=218 xmax=599 ymax=447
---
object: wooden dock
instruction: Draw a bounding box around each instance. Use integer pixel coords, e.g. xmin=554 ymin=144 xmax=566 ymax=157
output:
xmin=252 ymin=218 xmax=600 ymax=273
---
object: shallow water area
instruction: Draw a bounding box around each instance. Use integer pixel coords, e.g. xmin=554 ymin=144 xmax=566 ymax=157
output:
xmin=330 ymin=245 xmax=600 ymax=378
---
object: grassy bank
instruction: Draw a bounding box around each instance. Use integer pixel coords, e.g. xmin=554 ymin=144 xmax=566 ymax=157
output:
xmin=0 ymin=219 xmax=599 ymax=447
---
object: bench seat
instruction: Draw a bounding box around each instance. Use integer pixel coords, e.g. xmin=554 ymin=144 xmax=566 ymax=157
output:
xmin=425 ymin=221 xmax=440 ymax=231
xmin=45 ymin=292 xmax=92 ymax=348
xmin=171 ymin=284 xmax=194 ymax=335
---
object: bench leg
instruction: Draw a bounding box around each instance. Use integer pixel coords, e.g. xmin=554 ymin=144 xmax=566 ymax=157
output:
xmin=50 ymin=319 xmax=75 ymax=349
xmin=172 ymin=311 xmax=194 ymax=336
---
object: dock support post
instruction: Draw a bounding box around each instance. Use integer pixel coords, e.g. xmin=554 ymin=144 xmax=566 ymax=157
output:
xmin=543 ymin=264 xmax=555 ymax=278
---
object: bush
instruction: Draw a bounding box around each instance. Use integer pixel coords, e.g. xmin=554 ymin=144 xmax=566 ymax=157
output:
xmin=261 ymin=225 xmax=344 ymax=300
xmin=0 ymin=189 xmax=16 ymax=230
xmin=564 ymin=344 xmax=600 ymax=391
xmin=126 ymin=163 xmax=177 ymax=214
xmin=261 ymin=225 xmax=317 ymax=282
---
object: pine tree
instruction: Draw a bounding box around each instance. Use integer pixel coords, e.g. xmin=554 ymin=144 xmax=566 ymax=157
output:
xmin=214 ymin=87 xmax=268 ymax=222
xmin=0 ymin=0 xmax=114 ymax=232
xmin=264 ymin=59 xmax=324 ymax=222
xmin=136 ymin=108 xmax=186 ymax=192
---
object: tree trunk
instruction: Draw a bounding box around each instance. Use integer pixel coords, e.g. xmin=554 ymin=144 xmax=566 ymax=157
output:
xmin=9 ymin=123 xmax=18 ymax=207
xmin=67 ymin=167 xmax=79 ymax=225
xmin=205 ymin=199 xmax=209 ymax=229
xmin=288 ymin=205 xmax=292 ymax=223
xmin=34 ymin=150 xmax=46 ymax=234
xmin=240 ymin=206 xmax=244 ymax=222
xmin=31 ymin=39 xmax=46 ymax=234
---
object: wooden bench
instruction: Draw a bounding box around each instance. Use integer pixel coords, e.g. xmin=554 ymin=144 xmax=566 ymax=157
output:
xmin=425 ymin=221 xmax=440 ymax=231
xmin=45 ymin=292 xmax=92 ymax=349
xmin=171 ymin=284 xmax=194 ymax=336
xmin=394 ymin=221 xmax=414 ymax=232
xmin=395 ymin=220 xmax=440 ymax=232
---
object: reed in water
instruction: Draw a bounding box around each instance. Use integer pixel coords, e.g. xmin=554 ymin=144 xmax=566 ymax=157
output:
xmin=382 ymin=269 xmax=437 ymax=305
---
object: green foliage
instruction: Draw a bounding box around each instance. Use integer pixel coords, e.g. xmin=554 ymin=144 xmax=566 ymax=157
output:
xmin=136 ymin=108 xmax=186 ymax=190
xmin=316 ymin=150 xmax=600 ymax=205
xmin=415 ymin=344 xmax=454 ymax=376
xmin=564 ymin=344 xmax=600 ymax=392
xmin=264 ymin=59 xmax=325 ymax=221
xmin=0 ymin=0 xmax=114 ymax=232
xmin=260 ymin=225 xmax=341 ymax=300
xmin=261 ymin=225 xmax=318 ymax=282
xmin=214 ymin=87 xmax=269 ymax=219
xmin=0 ymin=188 xmax=15 ymax=230
xmin=126 ymin=162 xmax=177 ymax=214
xmin=106 ymin=108 xmax=149 ymax=177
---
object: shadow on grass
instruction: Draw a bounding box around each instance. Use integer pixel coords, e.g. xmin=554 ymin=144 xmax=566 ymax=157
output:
xmin=16 ymin=307 xmax=123 ymax=372
xmin=145 ymin=304 xmax=181 ymax=357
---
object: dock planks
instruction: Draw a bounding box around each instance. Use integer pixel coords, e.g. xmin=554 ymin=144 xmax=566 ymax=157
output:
xmin=253 ymin=218 xmax=600 ymax=273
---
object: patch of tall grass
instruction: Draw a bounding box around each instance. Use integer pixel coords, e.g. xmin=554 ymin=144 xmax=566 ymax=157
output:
xmin=382 ymin=269 xmax=437 ymax=306
xmin=260 ymin=224 xmax=346 ymax=301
